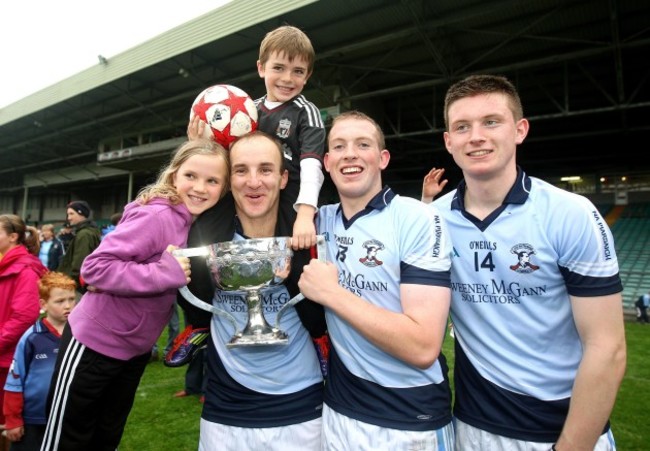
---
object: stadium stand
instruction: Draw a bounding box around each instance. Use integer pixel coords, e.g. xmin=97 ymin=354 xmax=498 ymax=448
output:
xmin=610 ymin=203 xmax=650 ymax=313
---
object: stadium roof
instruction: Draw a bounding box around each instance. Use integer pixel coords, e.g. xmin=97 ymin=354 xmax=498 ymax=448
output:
xmin=0 ymin=0 xmax=648 ymax=198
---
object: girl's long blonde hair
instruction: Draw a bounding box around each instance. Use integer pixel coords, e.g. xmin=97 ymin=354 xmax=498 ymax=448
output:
xmin=137 ymin=139 xmax=229 ymax=205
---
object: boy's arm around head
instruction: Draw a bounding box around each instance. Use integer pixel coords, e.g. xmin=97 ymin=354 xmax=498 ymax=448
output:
xmin=80 ymin=203 xmax=190 ymax=296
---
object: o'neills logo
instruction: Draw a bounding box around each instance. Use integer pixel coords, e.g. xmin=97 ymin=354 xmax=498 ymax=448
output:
xmin=509 ymin=243 xmax=540 ymax=273
xmin=359 ymin=239 xmax=385 ymax=267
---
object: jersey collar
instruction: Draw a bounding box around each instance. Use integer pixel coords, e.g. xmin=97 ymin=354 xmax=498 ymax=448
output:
xmin=451 ymin=166 xmax=531 ymax=212
xmin=451 ymin=167 xmax=531 ymax=231
xmin=337 ymin=186 xmax=395 ymax=229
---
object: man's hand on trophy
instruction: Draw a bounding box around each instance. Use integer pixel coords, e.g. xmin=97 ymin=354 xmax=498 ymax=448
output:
xmin=298 ymin=259 xmax=340 ymax=306
xmin=167 ymin=245 xmax=191 ymax=284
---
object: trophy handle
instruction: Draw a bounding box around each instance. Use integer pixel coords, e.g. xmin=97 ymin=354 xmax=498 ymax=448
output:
xmin=274 ymin=235 xmax=328 ymax=330
xmin=173 ymin=247 xmax=241 ymax=336
xmin=173 ymin=246 xmax=210 ymax=258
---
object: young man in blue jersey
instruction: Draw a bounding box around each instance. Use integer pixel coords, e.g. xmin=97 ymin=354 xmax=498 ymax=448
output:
xmin=425 ymin=74 xmax=626 ymax=450
xmin=199 ymin=131 xmax=325 ymax=450
xmin=167 ymin=25 xmax=326 ymax=368
xmin=298 ymin=111 xmax=455 ymax=449
xmin=3 ymin=272 xmax=77 ymax=449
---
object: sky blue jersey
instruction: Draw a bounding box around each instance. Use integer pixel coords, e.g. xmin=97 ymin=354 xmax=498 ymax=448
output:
xmin=433 ymin=168 xmax=622 ymax=441
xmin=318 ymin=187 xmax=454 ymax=431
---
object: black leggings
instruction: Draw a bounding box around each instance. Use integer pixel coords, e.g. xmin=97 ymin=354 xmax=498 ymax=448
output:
xmin=42 ymin=325 xmax=149 ymax=451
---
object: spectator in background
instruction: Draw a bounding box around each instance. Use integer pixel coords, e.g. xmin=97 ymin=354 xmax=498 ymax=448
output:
xmin=57 ymin=201 xmax=101 ymax=294
xmin=421 ymin=167 xmax=448 ymax=203
xmin=0 ymin=215 xmax=47 ymax=448
xmin=56 ymin=223 xmax=74 ymax=253
xmin=150 ymin=302 xmax=180 ymax=363
xmin=101 ymin=212 xmax=123 ymax=240
xmin=171 ymin=311 xmax=207 ymax=402
xmin=38 ymin=224 xmax=65 ymax=271
xmin=635 ymin=291 xmax=650 ymax=324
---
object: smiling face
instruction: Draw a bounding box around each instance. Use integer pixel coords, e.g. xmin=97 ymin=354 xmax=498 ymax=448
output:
xmin=443 ymin=92 xmax=529 ymax=181
xmin=257 ymin=51 xmax=310 ymax=103
xmin=172 ymin=153 xmax=228 ymax=217
xmin=230 ymin=133 xmax=288 ymax=228
xmin=325 ymin=116 xmax=390 ymax=213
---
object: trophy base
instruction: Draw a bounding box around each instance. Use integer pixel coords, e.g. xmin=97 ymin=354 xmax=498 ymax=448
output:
xmin=227 ymin=330 xmax=289 ymax=348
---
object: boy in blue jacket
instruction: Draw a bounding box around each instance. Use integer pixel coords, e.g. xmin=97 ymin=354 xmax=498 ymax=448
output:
xmin=3 ymin=272 xmax=76 ymax=450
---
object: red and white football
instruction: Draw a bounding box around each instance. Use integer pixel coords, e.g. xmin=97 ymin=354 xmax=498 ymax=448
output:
xmin=190 ymin=84 xmax=258 ymax=147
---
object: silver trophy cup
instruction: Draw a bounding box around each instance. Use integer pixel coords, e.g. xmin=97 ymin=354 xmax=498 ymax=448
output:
xmin=175 ymin=237 xmax=302 ymax=348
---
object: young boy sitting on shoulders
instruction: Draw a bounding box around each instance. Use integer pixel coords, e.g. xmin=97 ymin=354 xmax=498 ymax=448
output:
xmin=3 ymin=272 xmax=76 ymax=449
xmin=168 ymin=24 xmax=328 ymax=368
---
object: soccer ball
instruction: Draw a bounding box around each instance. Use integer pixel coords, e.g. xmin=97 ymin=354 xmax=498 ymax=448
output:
xmin=190 ymin=84 xmax=258 ymax=147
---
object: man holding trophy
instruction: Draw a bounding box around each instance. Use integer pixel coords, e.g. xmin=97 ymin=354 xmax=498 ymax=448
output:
xmin=298 ymin=111 xmax=455 ymax=450
xmin=189 ymin=131 xmax=327 ymax=450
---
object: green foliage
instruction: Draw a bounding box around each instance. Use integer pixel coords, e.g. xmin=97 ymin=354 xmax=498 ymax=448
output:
xmin=119 ymin=322 xmax=648 ymax=450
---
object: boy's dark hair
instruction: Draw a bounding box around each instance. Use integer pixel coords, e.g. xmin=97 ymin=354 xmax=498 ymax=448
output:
xmin=444 ymin=74 xmax=524 ymax=130
xmin=258 ymin=25 xmax=315 ymax=75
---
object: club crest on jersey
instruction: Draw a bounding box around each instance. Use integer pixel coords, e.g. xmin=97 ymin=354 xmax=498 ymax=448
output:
xmin=509 ymin=243 xmax=540 ymax=273
xmin=359 ymin=239 xmax=385 ymax=267
xmin=276 ymin=118 xmax=291 ymax=139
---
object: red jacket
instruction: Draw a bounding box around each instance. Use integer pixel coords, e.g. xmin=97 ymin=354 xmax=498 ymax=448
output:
xmin=0 ymin=246 xmax=47 ymax=368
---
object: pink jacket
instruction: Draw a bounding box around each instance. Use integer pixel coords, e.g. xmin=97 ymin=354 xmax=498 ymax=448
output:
xmin=0 ymin=246 xmax=47 ymax=367
xmin=70 ymin=198 xmax=192 ymax=360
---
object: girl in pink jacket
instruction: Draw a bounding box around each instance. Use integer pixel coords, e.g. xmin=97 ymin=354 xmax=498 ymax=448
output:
xmin=41 ymin=139 xmax=229 ymax=451
xmin=0 ymin=215 xmax=47 ymax=427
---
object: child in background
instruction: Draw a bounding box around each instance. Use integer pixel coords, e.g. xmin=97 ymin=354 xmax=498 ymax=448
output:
xmin=167 ymin=24 xmax=327 ymax=368
xmin=40 ymin=139 xmax=230 ymax=451
xmin=3 ymin=272 xmax=76 ymax=450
